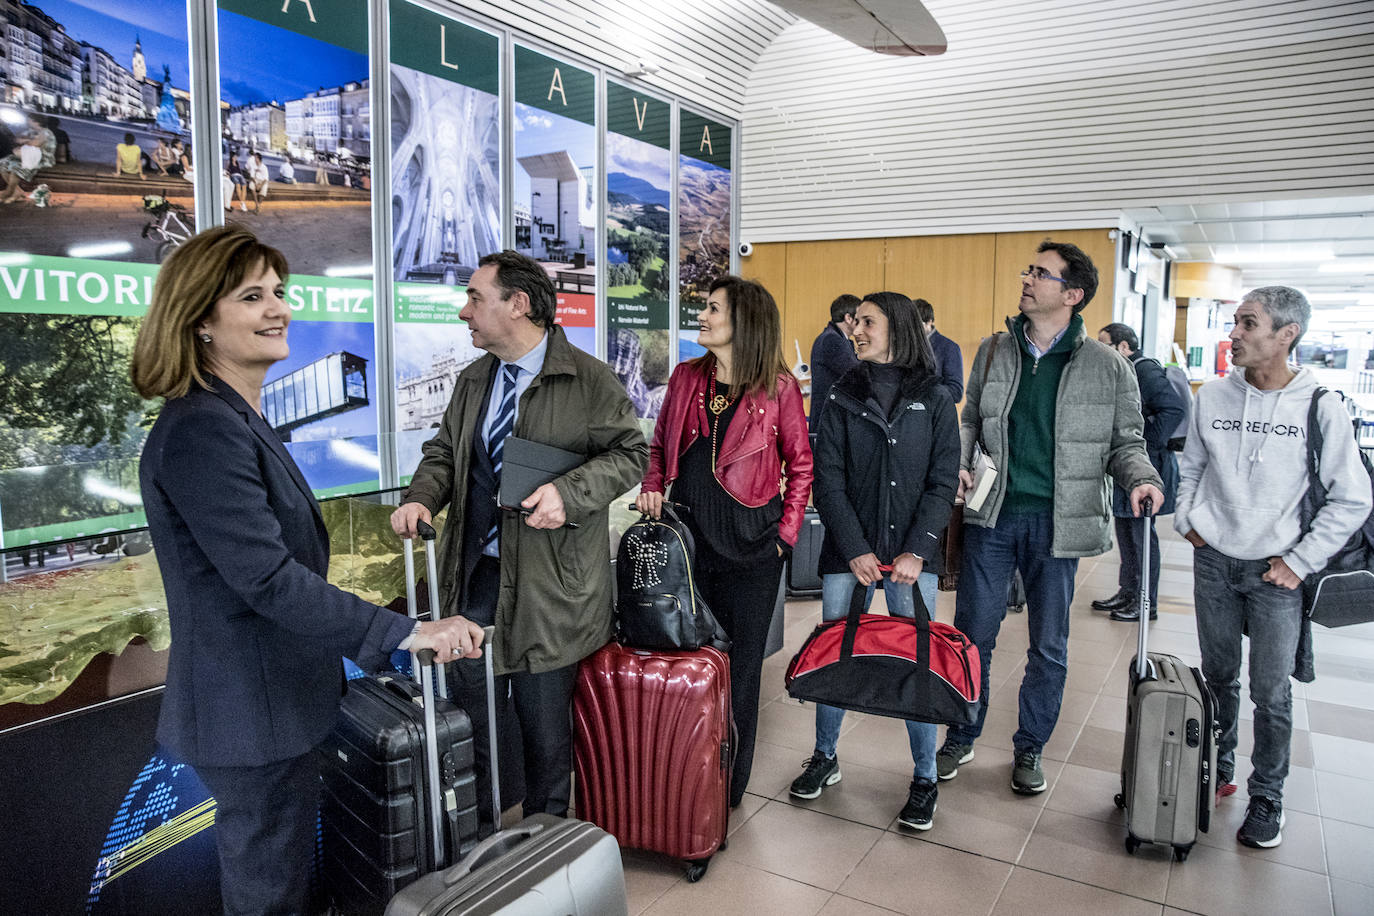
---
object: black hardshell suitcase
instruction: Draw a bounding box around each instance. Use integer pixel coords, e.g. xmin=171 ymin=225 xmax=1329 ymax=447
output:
xmin=1114 ymin=502 xmax=1217 ymax=861
xmin=787 ymin=507 xmax=824 ymax=597
xmin=318 ymin=523 xmax=480 ymax=914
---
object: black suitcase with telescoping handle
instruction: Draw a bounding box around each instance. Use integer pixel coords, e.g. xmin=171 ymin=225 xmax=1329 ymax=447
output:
xmin=385 ymin=623 xmax=629 ymax=915
xmin=1114 ymin=500 xmax=1217 ymax=861
xmin=317 ymin=521 xmax=481 ymax=914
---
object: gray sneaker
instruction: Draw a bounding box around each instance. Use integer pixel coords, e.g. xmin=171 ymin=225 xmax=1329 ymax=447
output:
xmin=1011 ymin=749 xmax=1046 ymax=794
xmin=789 ymin=752 xmax=841 ymax=799
xmin=935 ymin=740 xmax=974 ymax=781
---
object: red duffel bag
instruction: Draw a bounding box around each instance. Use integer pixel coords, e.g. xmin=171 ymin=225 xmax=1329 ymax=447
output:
xmin=785 ymin=576 xmax=981 ymax=726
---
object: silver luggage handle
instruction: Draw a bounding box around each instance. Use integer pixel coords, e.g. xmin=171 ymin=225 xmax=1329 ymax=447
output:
xmin=483 ymin=624 xmax=501 ymax=828
xmin=1135 ymin=497 xmax=1153 ymax=681
xmin=408 ymin=518 xmax=449 ymax=869
xmin=440 ymin=820 xmax=546 ymax=886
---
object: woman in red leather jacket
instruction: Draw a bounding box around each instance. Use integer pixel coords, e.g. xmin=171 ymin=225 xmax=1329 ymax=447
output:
xmin=636 ymin=275 xmax=814 ymax=807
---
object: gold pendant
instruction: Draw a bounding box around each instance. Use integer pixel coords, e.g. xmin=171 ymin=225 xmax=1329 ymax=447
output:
xmin=709 ymin=394 xmax=729 ymax=415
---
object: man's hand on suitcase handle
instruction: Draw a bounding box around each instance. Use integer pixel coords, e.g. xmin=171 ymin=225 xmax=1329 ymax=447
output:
xmin=411 ymin=615 xmax=486 ymax=664
xmin=1130 ymin=485 xmax=1164 ymax=517
xmin=391 ymin=501 xmax=433 ymax=539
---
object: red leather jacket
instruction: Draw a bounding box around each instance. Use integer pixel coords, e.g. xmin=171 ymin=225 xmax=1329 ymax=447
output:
xmin=641 ymin=359 xmax=814 ymax=545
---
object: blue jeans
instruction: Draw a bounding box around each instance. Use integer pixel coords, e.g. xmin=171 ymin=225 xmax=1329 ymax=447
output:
xmin=1193 ymin=545 xmax=1302 ymax=803
xmin=947 ymin=512 xmax=1079 ymax=753
xmin=813 ymin=571 xmax=939 ymax=781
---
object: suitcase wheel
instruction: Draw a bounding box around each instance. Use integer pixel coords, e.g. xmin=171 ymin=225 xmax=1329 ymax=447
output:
xmin=1174 ymin=845 xmax=1190 ymax=863
xmin=685 ymin=857 xmax=711 ymax=882
xmin=1124 ymin=834 xmax=1141 ymax=855
xmin=1113 ymin=793 xmax=1125 ymax=810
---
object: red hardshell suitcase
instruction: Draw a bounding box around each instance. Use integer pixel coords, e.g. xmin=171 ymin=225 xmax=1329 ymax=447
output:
xmin=572 ymin=642 xmax=732 ymax=882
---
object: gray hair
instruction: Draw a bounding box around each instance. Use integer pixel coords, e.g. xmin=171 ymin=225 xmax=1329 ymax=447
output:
xmin=1244 ymin=286 xmax=1310 ymax=352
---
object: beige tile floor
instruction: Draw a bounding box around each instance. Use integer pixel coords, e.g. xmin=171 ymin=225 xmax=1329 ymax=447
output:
xmin=615 ymin=524 xmax=1374 ymax=916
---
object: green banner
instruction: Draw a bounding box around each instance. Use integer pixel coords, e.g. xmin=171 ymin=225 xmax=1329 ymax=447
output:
xmin=217 ymin=0 xmax=368 ymax=53
xmin=680 ymin=110 xmax=731 ymax=170
xmin=609 ymin=298 xmax=669 ymax=330
xmin=0 ymin=255 xmax=372 ymax=322
xmin=514 ymin=45 xmax=595 ymax=126
xmin=607 ymin=82 xmax=670 ymax=150
xmin=388 ymin=0 xmax=498 ymax=93
xmin=394 ymin=283 xmax=468 ymax=324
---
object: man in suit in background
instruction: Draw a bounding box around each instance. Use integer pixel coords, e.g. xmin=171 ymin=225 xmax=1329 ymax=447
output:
xmin=809 ymin=293 xmax=860 ymax=425
xmin=392 ymin=250 xmax=647 ymax=830
xmin=914 ymin=297 xmax=964 ymax=404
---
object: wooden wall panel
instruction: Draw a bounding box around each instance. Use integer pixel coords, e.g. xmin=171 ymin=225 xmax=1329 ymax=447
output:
xmin=883 ymin=234 xmax=997 ymax=389
xmin=779 ymin=238 xmax=885 ymax=367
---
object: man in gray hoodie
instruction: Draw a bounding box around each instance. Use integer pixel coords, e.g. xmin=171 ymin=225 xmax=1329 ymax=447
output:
xmin=1176 ymin=286 xmax=1370 ymax=850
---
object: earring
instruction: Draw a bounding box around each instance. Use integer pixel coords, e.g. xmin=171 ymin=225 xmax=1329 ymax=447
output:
xmin=199 ymin=333 xmax=213 ymax=343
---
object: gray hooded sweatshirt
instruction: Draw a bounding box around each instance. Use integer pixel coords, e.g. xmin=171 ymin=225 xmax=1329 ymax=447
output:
xmin=1174 ymin=366 xmax=1370 ymax=578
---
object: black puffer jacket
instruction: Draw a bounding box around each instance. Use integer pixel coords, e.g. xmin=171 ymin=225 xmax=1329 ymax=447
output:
xmin=813 ymin=363 xmax=961 ymax=575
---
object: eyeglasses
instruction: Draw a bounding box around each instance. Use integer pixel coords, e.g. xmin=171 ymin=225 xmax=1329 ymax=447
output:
xmin=1020 ymin=266 xmax=1069 ymax=285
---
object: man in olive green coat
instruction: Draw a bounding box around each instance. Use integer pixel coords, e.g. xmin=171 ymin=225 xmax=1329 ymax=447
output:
xmin=937 ymin=241 xmax=1163 ymax=797
xmin=393 ymin=250 xmax=647 ymax=824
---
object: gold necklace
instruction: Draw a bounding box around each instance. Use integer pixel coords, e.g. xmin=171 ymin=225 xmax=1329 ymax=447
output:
xmin=708 ymin=364 xmax=736 ymax=416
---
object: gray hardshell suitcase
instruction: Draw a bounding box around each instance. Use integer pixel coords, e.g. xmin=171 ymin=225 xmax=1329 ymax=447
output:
xmin=382 ymin=813 xmax=627 ymax=916
xmin=1114 ymin=504 xmax=1216 ymax=861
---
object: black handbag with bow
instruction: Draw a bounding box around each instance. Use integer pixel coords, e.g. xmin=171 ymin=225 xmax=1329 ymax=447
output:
xmin=615 ymin=503 xmax=731 ymax=653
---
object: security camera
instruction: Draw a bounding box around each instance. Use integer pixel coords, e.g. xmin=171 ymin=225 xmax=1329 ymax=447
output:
xmin=737 ymin=241 xmax=754 ymax=257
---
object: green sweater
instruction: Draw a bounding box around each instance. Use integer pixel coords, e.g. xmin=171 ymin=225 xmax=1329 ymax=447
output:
xmin=1003 ymin=314 xmax=1079 ymax=514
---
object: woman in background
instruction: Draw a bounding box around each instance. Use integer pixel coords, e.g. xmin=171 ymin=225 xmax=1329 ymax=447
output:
xmin=0 ymin=113 xmax=56 ymax=203
xmin=636 ymin=275 xmax=813 ymax=807
xmin=788 ymin=291 xmax=959 ymax=831
xmin=132 ymin=225 xmax=483 ymax=914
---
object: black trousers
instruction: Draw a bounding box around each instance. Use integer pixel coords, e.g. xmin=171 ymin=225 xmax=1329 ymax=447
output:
xmin=452 ymin=555 xmax=577 ymax=826
xmin=1115 ymin=514 xmax=1160 ymax=609
xmin=195 ymin=750 xmax=319 ymax=916
xmin=696 ymin=553 xmax=785 ymax=808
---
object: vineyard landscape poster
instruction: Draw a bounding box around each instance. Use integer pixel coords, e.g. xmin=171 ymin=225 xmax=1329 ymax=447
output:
xmin=605 ymin=81 xmax=671 ymax=418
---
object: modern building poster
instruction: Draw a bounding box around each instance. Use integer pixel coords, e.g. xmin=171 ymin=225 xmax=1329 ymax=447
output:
xmin=513 ymin=44 xmax=596 ymax=357
xmin=605 ymin=81 xmax=671 ymax=419
xmin=677 ymin=109 xmax=731 ymax=363
xmin=217 ymin=0 xmax=373 ymax=278
xmin=0 ymin=0 xmax=195 ymax=264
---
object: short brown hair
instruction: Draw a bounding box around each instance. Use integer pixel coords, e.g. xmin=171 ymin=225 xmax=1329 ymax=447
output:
xmin=130 ymin=225 xmax=289 ymax=400
xmin=695 ymin=275 xmax=788 ymax=399
xmin=478 ymin=250 xmax=556 ymax=328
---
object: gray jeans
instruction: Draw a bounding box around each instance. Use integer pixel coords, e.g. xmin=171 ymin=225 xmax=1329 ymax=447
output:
xmin=1192 ymin=545 xmax=1302 ymax=803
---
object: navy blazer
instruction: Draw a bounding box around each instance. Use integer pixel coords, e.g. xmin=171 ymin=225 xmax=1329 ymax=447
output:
xmin=809 ymin=323 xmax=859 ymax=426
xmin=140 ymin=379 xmax=413 ymax=767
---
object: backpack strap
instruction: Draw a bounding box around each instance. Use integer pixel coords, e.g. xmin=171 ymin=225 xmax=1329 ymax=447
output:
xmin=1302 ymin=388 xmax=1329 ymax=535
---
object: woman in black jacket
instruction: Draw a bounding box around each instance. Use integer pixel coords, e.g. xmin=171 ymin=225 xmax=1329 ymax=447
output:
xmin=787 ymin=291 xmax=960 ymax=831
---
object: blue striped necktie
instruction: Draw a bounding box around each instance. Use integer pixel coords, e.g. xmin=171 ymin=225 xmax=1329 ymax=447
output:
xmin=485 ymin=363 xmax=520 ymax=549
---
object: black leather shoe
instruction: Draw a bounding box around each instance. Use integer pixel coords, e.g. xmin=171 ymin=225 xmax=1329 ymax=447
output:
xmin=1092 ymin=590 xmax=1132 ymax=611
xmin=1110 ymin=606 xmax=1158 ymax=622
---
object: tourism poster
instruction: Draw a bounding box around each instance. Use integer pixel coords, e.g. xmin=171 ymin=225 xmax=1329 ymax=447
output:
xmin=217 ymin=0 xmax=373 ymax=277
xmin=513 ymin=45 xmax=596 ymax=358
xmin=677 ymin=110 xmax=732 ymax=363
xmin=389 ymin=2 xmax=500 ymax=481
xmin=0 ymin=0 xmax=195 ymax=265
xmin=0 ymin=0 xmax=193 ymax=556
xmin=605 ymin=81 xmax=671 ymax=418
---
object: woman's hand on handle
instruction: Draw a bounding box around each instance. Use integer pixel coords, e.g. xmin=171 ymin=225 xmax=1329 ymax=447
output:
xmin=890 ymin=552 xmax=924 ymax=585
xmin=412 ymin=615 xmax=486 ymax=664
xmin=634 ymin=490 xmax=664 ymax=519
xmin=848 ymin=552 xmax=883 ymax=586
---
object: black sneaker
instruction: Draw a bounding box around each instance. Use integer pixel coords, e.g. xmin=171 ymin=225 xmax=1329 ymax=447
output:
xmin=897 ymin=778 xmax=937 ymax=830
xmin=935 ymin=739 xmax=974 ymax=781
xmin=1237 ymin=796 xmax=1284 ymax=848
xmin=789 ymin=752 xmax=840 ymax=799
xmin=1011 ymin=749 xmax=1046 ymax=794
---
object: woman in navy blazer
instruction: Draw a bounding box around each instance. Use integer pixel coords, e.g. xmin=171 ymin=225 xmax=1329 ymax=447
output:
xmin=132 ymin=225 xmax=484 ymax=915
